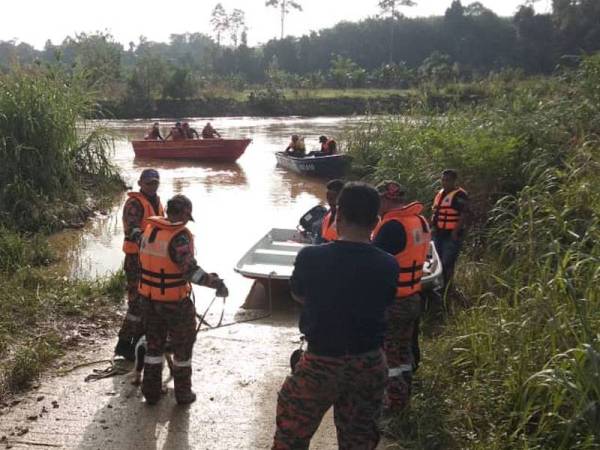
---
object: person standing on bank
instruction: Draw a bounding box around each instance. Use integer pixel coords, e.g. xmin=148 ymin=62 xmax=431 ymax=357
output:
xmin=272 ymin=182 xmax=400 ymax=450
xmin=319 ymin=179 xmax=345 ymax=243
xmin=430 ymin=169 xmax=469 ymax=287
xmin=372 ymin=180 xmax=431 ymax=412
xmin=138 ymin=194 xmax=227 ymax=405
xmin=114 ymin=169 xmax=165 ymax=361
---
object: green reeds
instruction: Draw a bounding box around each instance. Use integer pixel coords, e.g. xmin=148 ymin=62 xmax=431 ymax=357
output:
xmin=354 ymin=55 xmax=600 ymax=448
xmin=0 ymin=67 xmax=121 ymax=231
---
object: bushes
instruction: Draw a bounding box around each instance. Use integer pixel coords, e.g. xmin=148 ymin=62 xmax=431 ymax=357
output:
xmin=0 ymin=68 xmax=122 ymax=232
xmin=351 ymin=54 xmax=600 ymax=448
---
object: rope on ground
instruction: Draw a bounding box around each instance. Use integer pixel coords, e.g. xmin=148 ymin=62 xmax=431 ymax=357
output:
xmin=4 ymin=440 xmax=62 ymax=447
xmin=197 ymin=272 xmax=275 ymax=334
xmin=83 ymin=359 xmax=131 ymax=382
xmin=57 ymin=359 xmax=113 ymax=375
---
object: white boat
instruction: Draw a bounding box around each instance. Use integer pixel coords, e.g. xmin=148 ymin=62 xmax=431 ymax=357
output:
xmin=234 ymin=228 xmax=444 ymax=291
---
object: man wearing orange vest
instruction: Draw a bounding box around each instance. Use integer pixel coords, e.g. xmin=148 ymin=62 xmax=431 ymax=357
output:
xmin=372 ymin=180 xmax=431 ymax=412
xmin=138 ymin=194 xmax=227 ymax=405
xmin=431 ymin=169 xmax=469 ymax=286
xmin=114 ymin=168 xmax=165 ymax=361
xmin=319 ymin=179 xmax=345 ymax=243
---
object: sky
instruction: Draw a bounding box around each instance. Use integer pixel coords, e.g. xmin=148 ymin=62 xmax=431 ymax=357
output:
xmin=1 ymin=0 xmax=553 ymax=50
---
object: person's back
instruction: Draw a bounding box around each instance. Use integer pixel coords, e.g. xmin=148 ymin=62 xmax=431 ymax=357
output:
xmin=295 ymin=241 xmax=398 ymax=355
xmin=272 ymin=182 xmax=399 ymax=450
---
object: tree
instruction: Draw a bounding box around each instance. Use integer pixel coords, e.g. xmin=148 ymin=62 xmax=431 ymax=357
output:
xmin=265 ymin=0 xmax=303 ymax=40
xmin=229 ymin=9 xmax=247 ymax=47
xmin=211 ymin=3 xmax=229 ymax=46
xmin=378 ymin=0 xmax=418 ymax=62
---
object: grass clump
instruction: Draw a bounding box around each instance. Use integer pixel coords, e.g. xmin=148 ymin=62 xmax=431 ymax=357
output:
xmin=347 ymin=54 xmax=600 ymax=448
xmin=0 ymin=67 xmax=127 ymax=399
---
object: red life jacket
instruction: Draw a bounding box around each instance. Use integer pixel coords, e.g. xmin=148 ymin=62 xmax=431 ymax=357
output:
xmin=321 ymin=139 xmax=337 ymax=155
xmin=138 ymin=217 xmax=193 ymax=302
xmin=431 ymin=188 xmax=467 ymax=231
xmin=122 ymin=193 xmax=165 ymax=254
xmin=321 ymin=210 xmax=338 ymax=241
xmin=372 ymin=202 xmax=431 ymax=298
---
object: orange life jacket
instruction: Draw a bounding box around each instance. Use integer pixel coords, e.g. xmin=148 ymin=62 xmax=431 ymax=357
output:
xmin=321 ymin=210 xmax=338 ymax=241
xmin=122 ymin=192 xmax=164 ymax=254
xmin=372 ymin=202 xmax=431 ymax=298
xmin=138 ymin=217 xmax=193 ymax=302
xmin=431 ymin=188 xmax=467 ymax=231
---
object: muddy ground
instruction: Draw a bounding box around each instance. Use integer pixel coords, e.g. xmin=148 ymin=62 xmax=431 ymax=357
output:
xmin=0 ymin=302 xmax=398 ymax=450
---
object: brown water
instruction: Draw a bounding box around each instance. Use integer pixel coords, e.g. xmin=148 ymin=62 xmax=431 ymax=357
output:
xmin=0 ymin=116 xmax=398 ymax=449
xmin=49 ymin=116 xmax=363 ymax=315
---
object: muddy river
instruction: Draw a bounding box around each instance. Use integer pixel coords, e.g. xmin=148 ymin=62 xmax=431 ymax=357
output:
xmin=0 ymin=116 xmax=397 ymax=450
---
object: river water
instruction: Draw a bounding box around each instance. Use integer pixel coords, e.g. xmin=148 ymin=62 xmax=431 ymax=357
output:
xmin=49 ymin=116 xmax=363 ymax=314
xmin=0 ymin=116 xmax=399 ymax=449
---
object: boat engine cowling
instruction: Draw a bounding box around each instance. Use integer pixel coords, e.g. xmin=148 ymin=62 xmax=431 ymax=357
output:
xmin=298 ymin=205 xmax=327 ymax=241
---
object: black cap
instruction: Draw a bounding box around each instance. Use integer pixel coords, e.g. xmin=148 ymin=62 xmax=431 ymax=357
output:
xmin=376 ymin=180 xmax=405 ymax=200
xmin=167 ymin=194 xmax=194 ymax=221
xmin=319 ymin=135 xmax=328 ymax=143
xmin=140 ymin=168 xmax=160 ymax=182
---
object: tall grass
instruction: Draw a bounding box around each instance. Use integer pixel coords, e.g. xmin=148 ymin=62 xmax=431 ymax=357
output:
xmin=0 ymin=67 xmax=122 ymax=231
xmin=347 ymin=55 xmax=600 ymax=448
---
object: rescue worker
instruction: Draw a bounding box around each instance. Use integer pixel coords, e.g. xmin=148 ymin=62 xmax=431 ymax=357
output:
xmin=164 ymin=122 xmax=186 ymax=141
xmin=430 ymin=169 xmax=469 ymax=286
xmin=372 ymin=180 xmax=431 ymax=412
xmin=144 ymin=122 xmax=164 ymax=141
xmin=319 ymin=179 xmax=345 ymax=243
xmin=284 ymin=134 xmax=306 ymax=157
xmin=307 ymin=135 xmax=337 ymax=157
xmin=139 ymin=194 xmax=227 ymax=405
xmin=114 ymin=169 xmax=165 ymax=361
xmin=182 ymin=122 xmax=200 ymax=139
xmin=201 ymin=122 xmax=221 ymax=139
xmin=272 ymin=182 xmax=400 ymax=449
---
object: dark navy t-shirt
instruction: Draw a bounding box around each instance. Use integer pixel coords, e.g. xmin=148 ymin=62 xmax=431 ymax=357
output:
xmin=291 ymin=240 xmax=400 ymax=356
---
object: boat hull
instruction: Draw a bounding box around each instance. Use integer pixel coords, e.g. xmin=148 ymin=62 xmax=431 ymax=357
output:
xmin=275 ymin=152 xmax=351 ymax=177
xmin=131 ymin=139 xmax=251 ymax=162
xmin=235 ymin=228 xmax=444 ymax=292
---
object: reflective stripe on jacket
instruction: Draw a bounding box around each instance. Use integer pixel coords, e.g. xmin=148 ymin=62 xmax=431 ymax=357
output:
xmin=138 ymin=217 xmax=192 ymax=302
xmin=372 ymin=202 xmax=431 ymax=298
xmin=122 ymin=192 xmax=164 ymax=254
xmin=320 ymin=210 xmax=338 ymax=242
xmin=431 ymin=188 xmax=467 ymax=231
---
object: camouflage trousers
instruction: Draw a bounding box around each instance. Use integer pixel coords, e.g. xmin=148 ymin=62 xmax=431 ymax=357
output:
xmin=273 ymin=349 xmax=387 ymax=450
xmin=384 ymin=293 xmax=422 ymax=412
xmin=141 ymin=297 xmax=197 ymax=404
xmin=117 ymin=254 xmax=144 ymax=341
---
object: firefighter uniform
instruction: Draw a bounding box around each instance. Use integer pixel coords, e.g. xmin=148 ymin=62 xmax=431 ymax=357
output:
xmin=372 ymin=199 xmax=431 ymax=412
xmin=116 ymin=188 xmax=164 ymax=360
xmin=138 ymin=216 xmax=200 ymax=405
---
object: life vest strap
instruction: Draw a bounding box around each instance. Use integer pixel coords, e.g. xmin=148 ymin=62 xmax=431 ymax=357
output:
xmin=140 ymin=268 xmax=185 ymax=280
xmin=397 ymin=277 xmax=422 ymax=288
xmin=398 ymin=265 xmax=423 ymax=273
xmin=140 ymin=278 xmax=188 ymax=289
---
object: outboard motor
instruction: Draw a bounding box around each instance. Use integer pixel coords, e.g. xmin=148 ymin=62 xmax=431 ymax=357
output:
xmin=298 ymin=204 xmax=327 ymax=242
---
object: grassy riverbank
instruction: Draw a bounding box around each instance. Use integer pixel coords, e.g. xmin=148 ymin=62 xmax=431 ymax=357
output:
xmin=0 ymin=68 xmax=127 ymax=398
xmin=346 ymin=55 xmax=600 ymax=448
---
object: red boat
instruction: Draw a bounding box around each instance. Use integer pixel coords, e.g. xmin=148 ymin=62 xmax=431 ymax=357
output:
xmin=131 ymin=138 xmax=252 ymax=162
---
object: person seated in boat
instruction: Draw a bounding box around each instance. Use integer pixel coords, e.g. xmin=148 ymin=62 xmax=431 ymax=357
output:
xmin=284 ymin=135 xmax=306 ymax=158
xmin=164 ymin=122 xmax=186 ymax=141
xmin=201 ymin=122 xmax=221 ymax=139
xmin=308 ymin=135 xmax=337 ymax=157
xmin=182 ymin=122 xmax=200 ymax=139
xmin=319 ymin=179 xmax=345 ymax=243
xmin=144 ymin=122 xmax=164 ymax=141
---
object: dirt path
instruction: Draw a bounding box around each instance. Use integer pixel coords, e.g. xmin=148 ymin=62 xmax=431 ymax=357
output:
xmin=0 ymin=305 xmax=396 ymax=450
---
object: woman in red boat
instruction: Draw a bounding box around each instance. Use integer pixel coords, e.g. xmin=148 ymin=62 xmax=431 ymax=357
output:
xmin=144 ymin=122 xmax=164 ymax=141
